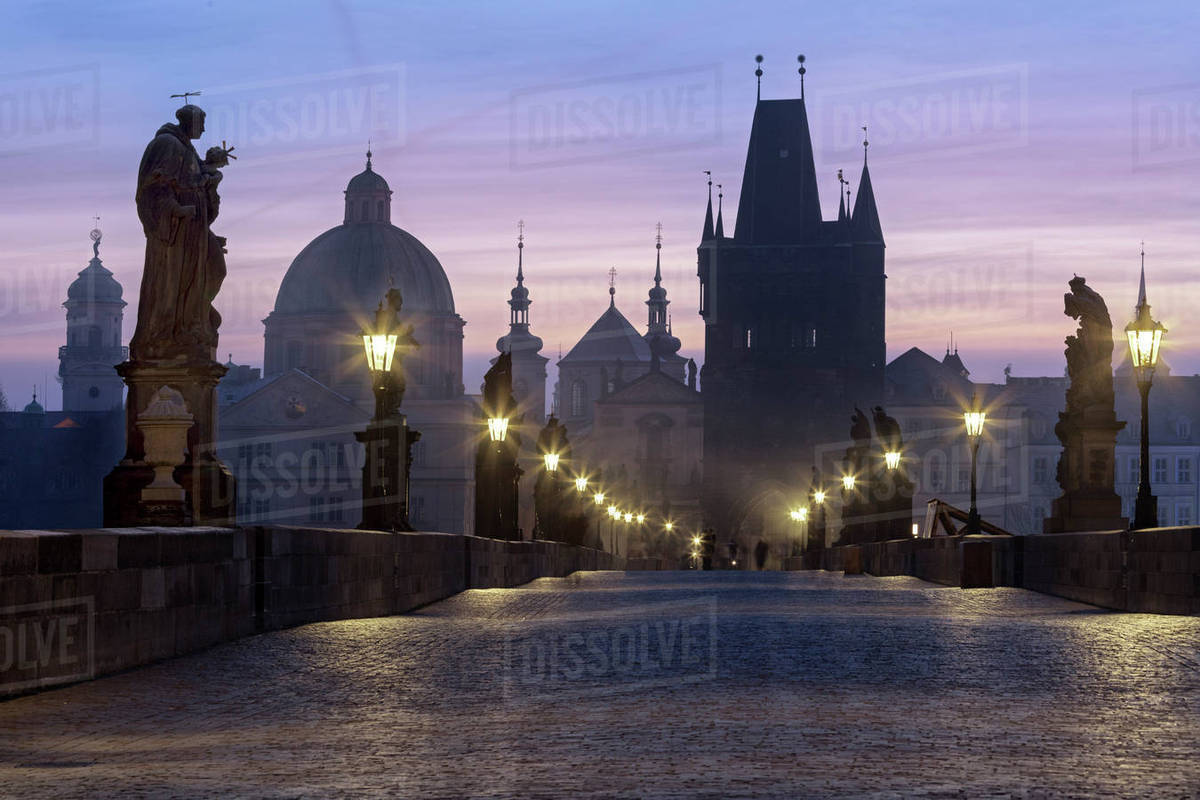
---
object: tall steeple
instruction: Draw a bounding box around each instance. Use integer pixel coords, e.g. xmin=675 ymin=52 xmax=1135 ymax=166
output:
xmin=496 ymin=220 xmax=543 ymax=356
xmin=837 ymin=169 xmax=847 ymax=223
xmin=645 ymin=224 xmax=683 ymax=376
xmin=701 ymin=172 xmax=715 ymax=242
xmin=851 ymin=128 xmax=883 ymax=244
xmin=1137 ymin=241 xmax=1148 ymax=307
xmin=733 ymin=54 xmax=822 ymax=244
xmin=715 ymin=185 xmax=725 ymax=239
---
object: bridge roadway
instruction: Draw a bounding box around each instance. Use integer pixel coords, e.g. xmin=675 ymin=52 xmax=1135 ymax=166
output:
xmin=2 ymin=571 xmax=1199 ymax=798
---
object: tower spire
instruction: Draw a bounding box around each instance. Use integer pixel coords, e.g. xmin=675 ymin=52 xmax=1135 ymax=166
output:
xmin=754 ymin=54 xmax=763 ymax=102
xmin=517 ymin=219 xmax=525 ymax=283
xmin=608 ymin=266 xmax=617 ymax=307
xmin=701 ymin=171 xmax=715 ymax=241
xmin=797 ymin=54 xmax=806 ymax=100
xmin=715 ymin=185 xmax=725 ymax=239
xmin=851 ymin=128 xmax=883 ymax=243
xmin=1138 ymin=240 xmax=1147 ymax=307
xmin=837 ymin=169 xmax=846 ymax=223
xmin=366 ymin=139 xmax=373 ymax=171
xmin=654 ymin=221 xmax=663 ymax=284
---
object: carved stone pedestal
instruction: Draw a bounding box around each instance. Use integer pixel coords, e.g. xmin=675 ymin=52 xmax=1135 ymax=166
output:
xmin=104 ymin=359 xmax=236 ymax=527
xmin=1044 ymin=414 xmax=1127 ymax=532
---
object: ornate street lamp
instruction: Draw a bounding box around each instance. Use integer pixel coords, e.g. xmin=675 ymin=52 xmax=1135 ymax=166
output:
xmin=841 ymin=474 xmax=856 ymax=491
xmin=623 ymin=512 xmax=633 ymax=524
xmin=594 ymin=491 xmax=605 ymax=506
xmin=884 ymin=450 xmax=902 ymax=470
xmin=487 ymin=416 xmax=509 ymax=442
xmin=542 ymin=452 xmax=560 ymax=472
xmin=664 ymin=521 xmax=674 ymax=532
xmin=357 ymin=289 xmax=416 ymax=532
xmin=1126 ymin=260 xmax=1166 ymax=530
xmin=575 ymin=476 xmax=588 ymax=492
xmin=814 ymin=490 xmax=826 ymax=504
xmin=636 ymin=513 xmax=645 ymax=525
xmin=963 ymin=392 xmax=987 ymax=535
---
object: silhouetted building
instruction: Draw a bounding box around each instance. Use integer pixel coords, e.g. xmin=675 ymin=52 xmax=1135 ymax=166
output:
xmin=0 ymin=229 xmax=124 ymax=528
xmin=218 ymin=154 xmax=477 ymax=532
xmin=698 ymin=78 xmax=885 ymax=538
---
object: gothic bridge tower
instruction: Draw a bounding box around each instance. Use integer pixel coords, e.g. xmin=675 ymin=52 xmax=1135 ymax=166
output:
xmin=697 ymin=58 xmax=886 ymax=538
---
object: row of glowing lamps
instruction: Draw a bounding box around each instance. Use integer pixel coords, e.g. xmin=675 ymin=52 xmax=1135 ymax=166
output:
xmin=784 ymin=407 xmax=988 ymax=524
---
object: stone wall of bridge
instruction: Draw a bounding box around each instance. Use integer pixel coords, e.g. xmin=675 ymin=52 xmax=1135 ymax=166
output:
xmin=0 ymin=527 xmax=623 ymax=698
xmin=807 ymin=528 xmax=1199 ymax=615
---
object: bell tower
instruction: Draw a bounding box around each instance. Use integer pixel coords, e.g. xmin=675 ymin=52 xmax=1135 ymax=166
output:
xmin=59 ymin=226 xmax=127 ymax=412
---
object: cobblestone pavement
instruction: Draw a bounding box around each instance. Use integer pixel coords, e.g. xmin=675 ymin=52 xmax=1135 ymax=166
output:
xmin=2 ymin=571 xmax=1200 ymax=799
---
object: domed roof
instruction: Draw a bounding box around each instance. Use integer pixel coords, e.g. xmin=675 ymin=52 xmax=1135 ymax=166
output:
xmin=66 ymin=230 xmax=124 ymax=306
xmin=273 ymin=222 xmax=455 ymax=316
xmin=23 ymin=392 xmax=44 ymax=415
xmin=346 ymin=166 xmax=390 ymax=194
xmin=272 ymin=159 xmax=455 ymax=318
xmin=67 ymin=258 xmax=124 ymax=304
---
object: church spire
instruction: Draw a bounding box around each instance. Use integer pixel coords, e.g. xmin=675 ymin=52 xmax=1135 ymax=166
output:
xmin=715 ymin=185 xmax=725 ymax=239
xmin=645 ymin=223 xmax=682 ymax=370
xmin=1137 ymin=241 xmax=1147 ymax=307
xmin=851 ymin=127 xmax=883 ymax=243
xmin=508 ymin=220 xmax=530 ymax=328
xmin=701 ymin=171 xmax=715 ymax=242
xmin=837 ymin=169 xmax=847 ymax=223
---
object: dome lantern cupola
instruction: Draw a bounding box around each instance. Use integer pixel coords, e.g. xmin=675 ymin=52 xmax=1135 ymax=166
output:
xmin=344 ymin=146 xmax=393 ymax=224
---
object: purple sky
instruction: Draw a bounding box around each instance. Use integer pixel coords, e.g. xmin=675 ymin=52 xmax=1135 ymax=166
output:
xmin=2 ymin=0 xmax=1198 ymax=411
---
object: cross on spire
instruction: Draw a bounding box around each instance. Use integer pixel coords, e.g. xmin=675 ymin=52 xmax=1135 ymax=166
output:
xmin=797 ymin=54 xmax=806 ymax=100
xmin=608 ymin=266 xmax=618 ymax=306
xmin=754 ymin=54 xmax=764 ymax=101
xmin=862 ymin=125 xmax=869 ymax=164
xmin=366 ymin=139 xmax=373 ymax=170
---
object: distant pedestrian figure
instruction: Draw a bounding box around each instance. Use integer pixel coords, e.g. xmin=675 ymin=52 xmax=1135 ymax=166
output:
xmin=755 ymin=539 xmax=768 ymax=570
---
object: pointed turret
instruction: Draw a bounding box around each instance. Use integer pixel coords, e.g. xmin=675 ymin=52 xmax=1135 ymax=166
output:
xmin=645 ymin=224 xmax=682 ymax=369
xmin=496 ymin=221 xmax=543 ymax=356
xmin=701 ymin=175 xmax=715 ymax=242
xmin=851 ymin=136 xmax=883 ymax=244
xmin=715 ymin=185 xmax=725 ymax=239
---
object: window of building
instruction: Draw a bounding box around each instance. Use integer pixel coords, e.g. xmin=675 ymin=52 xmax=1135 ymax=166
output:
xmin=805 ymin=328 xmax=817 ymax=349
xmin=253 ymin=499 xmax=270 ymax=521
xmin=1175 ymin=501 xmax=1193 ymax=526
xmin=956 ymin=467 xmax=969 ymax=493
xmin=1032 ymin=456 xmax=1048 ymax=485
xmin=1153 ymin=457 xmax=1168 ymax=484
xmin=570 ymin=380 xmax=586 ymax=418
xmin=1177 ymin=457 xmax=1192 ymax=484
xmin=413 ymin=495 xmax=426 ymax=523
xmin=1178 ymin=418 xmax=1192 ymax=440
xmin=412 ymin=441 xmax=427 ymax=467
xmin=308 ymin=496 xmax=325 ymax=522
xmin=237 ymin=443 xmax=252 ymax=463
xmin=377 ymin=200 xmax=386 ymax=221
xmin=255 ymin=442 xmax=273 ymax=459
xmin=927 ymin=454 xmax=945 ymax=491
xmin=1128 ymin=456 xmax=1139 ymax=484
xmin=329 ymin=498 xmax=344 ymax=522
xmin=744 ymin=327 xmax=754 ymax=350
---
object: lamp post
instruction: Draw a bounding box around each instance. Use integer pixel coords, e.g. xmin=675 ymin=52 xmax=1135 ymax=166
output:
xmin=963 ymin=393 xmax=987 ymax=535
xmin=884 ymin=450 xmax=902 ymax=470
xmin=1126 ymin=264 xmax=1166 ymax=530
xmin=357 ymin=289 xmax=415 ymax=532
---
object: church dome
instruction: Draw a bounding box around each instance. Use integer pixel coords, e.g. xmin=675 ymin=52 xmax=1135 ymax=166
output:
xmin=272 ymin=223 xmax=455 ymax=316
xmin=66 ymin=230 xmax=124 ymax=306
xmin=271 ymin=157 xmax=455 ymax=317
xmin=23 ymin=393 xmax=45 ymax=415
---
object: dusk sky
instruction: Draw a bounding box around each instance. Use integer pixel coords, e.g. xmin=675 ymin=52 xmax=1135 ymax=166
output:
xmin=2 ymin=0 xmax=1197 ymax=410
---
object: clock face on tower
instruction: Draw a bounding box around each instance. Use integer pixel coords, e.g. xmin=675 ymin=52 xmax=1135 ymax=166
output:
xmin=88 ymin=386 xmax=100 ymax=398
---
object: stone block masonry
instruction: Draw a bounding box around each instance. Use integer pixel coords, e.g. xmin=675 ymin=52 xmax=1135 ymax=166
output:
xmin=808 ymin=527 xmax=1200 ymax=615
xmin=0 ymin=527 xmax=622 ymax=698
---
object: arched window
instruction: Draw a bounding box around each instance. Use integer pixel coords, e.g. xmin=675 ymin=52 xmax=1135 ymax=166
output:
xmin=570 ymin=380 xmax=586 ymax=418
xmin=377 ymin=200 xmax=386 ymax=220
xmin=361 ymin=200 xmax=368 ymax=221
